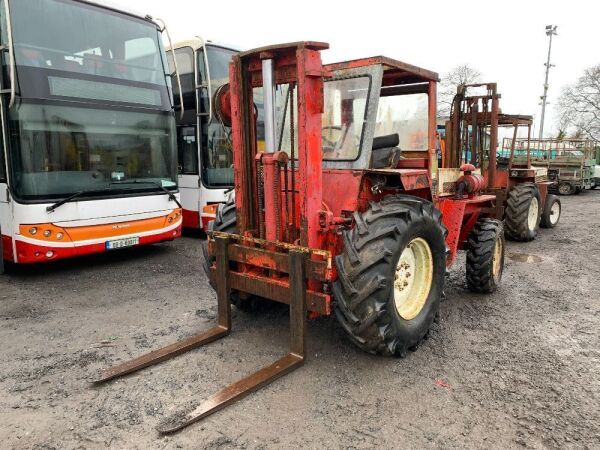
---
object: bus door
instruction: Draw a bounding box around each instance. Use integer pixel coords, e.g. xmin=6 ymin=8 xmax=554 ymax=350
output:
xmin=0 ymin=1 xmax=11 ymax=266
xmin=177 ymin=124 xmax=201 ymax=228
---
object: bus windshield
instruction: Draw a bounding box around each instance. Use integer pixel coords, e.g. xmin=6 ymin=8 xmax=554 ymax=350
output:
xmin=5 ymin=0 xmax=178 ymax=201
xmin=8 ymin=104 xmax=177 ymax=201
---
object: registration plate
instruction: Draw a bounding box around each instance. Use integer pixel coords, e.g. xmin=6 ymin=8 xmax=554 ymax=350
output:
xmin=105 ymin=237 xmax=139 ymax=250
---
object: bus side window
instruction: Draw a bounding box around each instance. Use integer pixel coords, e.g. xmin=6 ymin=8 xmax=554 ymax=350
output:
xmin=178 ymin=126 xmax=198 ymax=175
xmin=167 ymin=47 xmax=195 ymax=113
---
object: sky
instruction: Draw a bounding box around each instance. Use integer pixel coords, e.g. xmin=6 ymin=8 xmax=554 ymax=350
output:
xmin=119 ymin=0 xmax=598 ymax=137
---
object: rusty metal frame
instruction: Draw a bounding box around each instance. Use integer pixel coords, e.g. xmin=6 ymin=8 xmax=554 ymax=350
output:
xmin=94 ymin=235 xmax=308 ymax=434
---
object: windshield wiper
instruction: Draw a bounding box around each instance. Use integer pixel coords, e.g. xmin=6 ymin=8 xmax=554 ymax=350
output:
xmin=46 ymin=188 xmax=109 ymax=213
xmin=110 ymin=180 xmax=182 ymax=209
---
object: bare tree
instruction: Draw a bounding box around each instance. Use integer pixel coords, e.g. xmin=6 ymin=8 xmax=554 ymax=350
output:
xmin=438 ymin=64 xmax=482 ymax=118
xmin=556 ymin=64 xmax=600 ymax=141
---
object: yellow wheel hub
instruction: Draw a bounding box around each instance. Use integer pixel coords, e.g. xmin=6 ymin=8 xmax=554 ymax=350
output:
xmin=394 ymin=238 xmax=433 ymax=321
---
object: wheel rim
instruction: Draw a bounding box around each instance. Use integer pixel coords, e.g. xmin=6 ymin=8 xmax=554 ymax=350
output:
xmin=394 ymin=238 xmax=433 ymax=321
xmin=549 ymin=201 xmax=560 ymax=225
xmin=559 ymin=183 xmax=570 ymax=195
xmin=492 ymin=237 xmax=503 ymax=283
xmin=527 ymin=197 xmax=539 ymax=231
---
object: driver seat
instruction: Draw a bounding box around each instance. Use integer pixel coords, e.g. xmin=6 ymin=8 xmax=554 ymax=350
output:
xmin=371 ymin=134 xmax=401 ymax=169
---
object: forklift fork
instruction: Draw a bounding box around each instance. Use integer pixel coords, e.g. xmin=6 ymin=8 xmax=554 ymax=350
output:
xmin=93 ymin=235 xmax=307 ymax=434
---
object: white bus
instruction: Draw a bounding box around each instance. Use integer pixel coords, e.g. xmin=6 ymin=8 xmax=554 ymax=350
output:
xmin=0 ymin=0 xmax=182 ymax=270
xmin=167 ymin=38 xmax=238 ymax=230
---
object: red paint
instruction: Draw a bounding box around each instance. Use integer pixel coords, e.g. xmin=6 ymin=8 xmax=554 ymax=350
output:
xmin=14 ymin=225 xmax=181 ymax=264
xmin=437 ymin=195 xmax=497 ymax=265
xmin=2 ymin=235 xmax=13 ymax=262
xmin=261 ymin=153 xmax=280 ymax=241
xmin=212 ymin=41 xmax=499 ymax=318
xmin=434 ymin=379 xmax=453 ymax=390
xmin=182 ymin=209 xmax=201 ymax=229
xmin=201 ymin=216 xmax=213 ymax=231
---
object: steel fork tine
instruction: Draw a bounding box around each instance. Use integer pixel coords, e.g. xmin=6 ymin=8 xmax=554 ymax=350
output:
xmin=91 ymin=236 xmax=233 ymax=384
xmin=156 ymin=249 xmax=307 ymax=434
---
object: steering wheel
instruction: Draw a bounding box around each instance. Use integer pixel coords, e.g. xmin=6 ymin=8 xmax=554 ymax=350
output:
xmin=322 ymin=126 xmax=344 ymax=153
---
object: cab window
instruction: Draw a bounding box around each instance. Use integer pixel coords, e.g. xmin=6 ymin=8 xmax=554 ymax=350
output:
xmin=375 ymin=93 xmax=429 ymax=151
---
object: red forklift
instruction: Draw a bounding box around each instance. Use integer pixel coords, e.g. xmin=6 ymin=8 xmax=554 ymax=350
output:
xmin=445 ymin=83 xmax=561 ymax=241
xmin=94 ymin=42 xmax=505 ymax=433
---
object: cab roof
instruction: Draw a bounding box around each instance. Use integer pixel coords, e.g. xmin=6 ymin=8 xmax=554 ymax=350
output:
xmin=325 ymin=56 xmax=439 ymax=85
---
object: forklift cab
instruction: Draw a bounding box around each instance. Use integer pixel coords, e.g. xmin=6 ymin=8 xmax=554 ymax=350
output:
xmin=273 ymin=57 xmax=438 ymax=173
xmin=322 ymin=58 xmax=438 ymax=173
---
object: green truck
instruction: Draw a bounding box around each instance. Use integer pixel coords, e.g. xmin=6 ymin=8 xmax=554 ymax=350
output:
xmin=501 ymin=139 xmax=598 ymax=195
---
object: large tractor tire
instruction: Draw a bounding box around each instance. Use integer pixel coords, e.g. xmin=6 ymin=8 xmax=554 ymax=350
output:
xmin=504 ymin=184 xmax=541 ymax=242
xmin=201 ymin=196 xmax=272 ymax=312
xmin=466 ymin=218 xmax=505 ymax=293
xmin=540 ymin=194 xmax=561 ymax=228
xmin=557 ymin=181 xmax=574 ymax=196
xmin=333 ymin=195 xmax=447 ymax=357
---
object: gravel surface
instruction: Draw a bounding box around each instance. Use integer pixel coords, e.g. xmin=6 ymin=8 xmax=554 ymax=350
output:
xmin=1 ymin=191 xmax=599 ymax=449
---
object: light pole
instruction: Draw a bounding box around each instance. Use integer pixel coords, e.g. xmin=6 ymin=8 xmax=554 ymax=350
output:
xmin=539 ymin=25 xmax=557 ymax=139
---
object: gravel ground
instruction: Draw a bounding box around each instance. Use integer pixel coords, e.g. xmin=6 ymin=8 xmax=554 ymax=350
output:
xmin=1 ymin=191 xmax=599 ymax=450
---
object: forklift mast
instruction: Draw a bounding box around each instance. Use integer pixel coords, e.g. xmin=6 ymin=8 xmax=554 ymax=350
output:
xmin=230 ymin=42 xmax=327 ymax=249
xmin=445 ymin=83 xmax=500 ymax=187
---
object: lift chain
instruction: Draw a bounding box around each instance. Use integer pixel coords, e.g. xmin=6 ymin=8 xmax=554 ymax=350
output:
xmin=257 ymin=159 xmax=265 ymax=239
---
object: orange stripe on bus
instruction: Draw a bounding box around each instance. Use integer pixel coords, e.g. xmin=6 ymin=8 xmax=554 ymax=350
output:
xmin=19 ymin=209 xmax=181 ymax=243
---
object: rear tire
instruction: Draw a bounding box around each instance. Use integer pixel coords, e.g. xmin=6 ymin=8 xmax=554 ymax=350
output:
xmin=504 ymin=184 xmax=541 ymax=242
xmin=540 ymin=194 xmax=561 ymax=228
xmin=558 ymin=181 xmax=574 ymax=196
xmin=333 ymin=195 xmax=447 ymax=357
xmin=466 ymin=218 xmax=504 ymax=293
xmin=201 ymin=195 xmax=273 ymax=313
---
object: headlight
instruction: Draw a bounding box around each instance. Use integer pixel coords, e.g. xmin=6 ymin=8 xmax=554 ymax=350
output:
xmin=203 ymin=204 xmax=219 ymax=215
xmin=29 ymin=227 xmax=38 ymax=235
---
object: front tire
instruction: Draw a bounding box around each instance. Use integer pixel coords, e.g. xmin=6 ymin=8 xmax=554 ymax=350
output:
xmin=201 ymin=196 xmax=273 ymax=312
xmin=504 ymin=184 xmax=541 ymax=242
xmin=540 ymin=194 xmax=561 ymax=228
xmin=201 ymin=196 xmax=236 ymax=284
xmin=466 ymin=218 xmax=505 ymax=293
xmin=333 ymin=195 xmax=447 ymax=357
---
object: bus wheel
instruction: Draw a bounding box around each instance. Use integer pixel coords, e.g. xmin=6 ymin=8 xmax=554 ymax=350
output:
xmin=0 ymin=236 xmax=13 ymax=275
